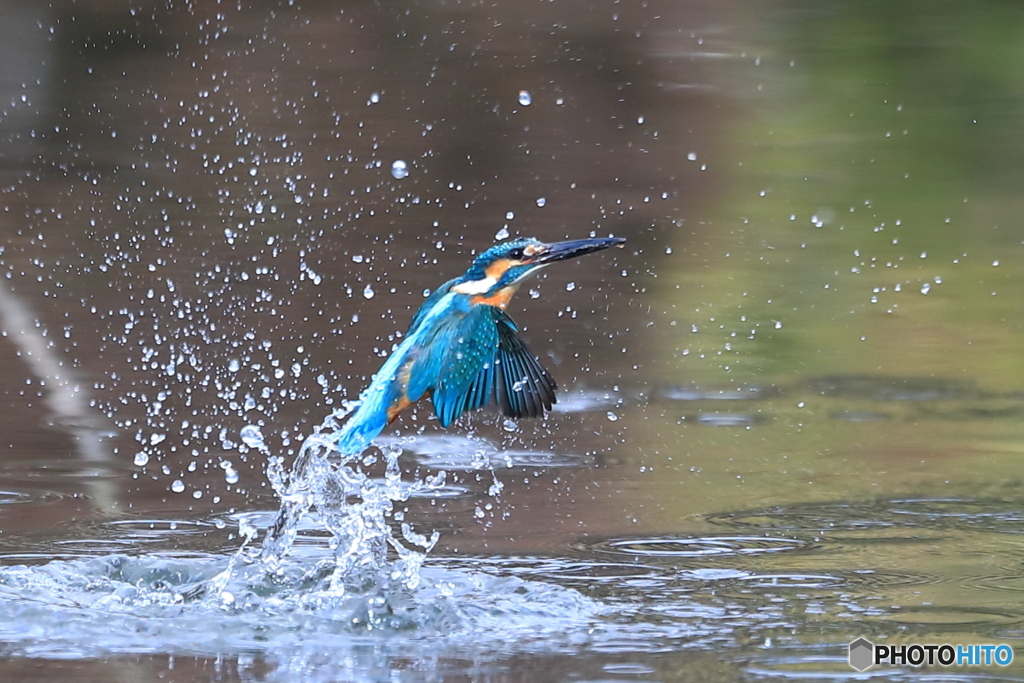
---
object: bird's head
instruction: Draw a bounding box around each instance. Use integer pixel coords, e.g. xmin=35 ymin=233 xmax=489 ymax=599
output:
xmin=452 ymin=236 xmax=625 ymax=303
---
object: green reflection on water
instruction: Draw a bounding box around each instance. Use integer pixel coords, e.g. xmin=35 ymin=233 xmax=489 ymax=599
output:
xmin=659 ymin=0 xmax=1024 ymax=390
xmin=606 ymin=30 xmax=1024 ymax=678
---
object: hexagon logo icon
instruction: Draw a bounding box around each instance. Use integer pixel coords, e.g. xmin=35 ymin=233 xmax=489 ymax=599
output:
xmin=849 ymin=638 xmax=874 ymax=671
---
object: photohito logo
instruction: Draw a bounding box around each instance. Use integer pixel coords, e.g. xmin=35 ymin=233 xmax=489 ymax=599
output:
xmin=849 ymin=638 xmax=1014 ymax=671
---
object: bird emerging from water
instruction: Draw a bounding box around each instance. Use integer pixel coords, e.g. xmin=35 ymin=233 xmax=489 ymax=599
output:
xmin=259 ymin=235 xmax=624 ymax=562
xmin=332 ymin=235 xmax=626 ymax=456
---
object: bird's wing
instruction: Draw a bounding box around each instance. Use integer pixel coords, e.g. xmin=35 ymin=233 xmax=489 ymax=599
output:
xmin=417 ymin=304 xmax=499 ymax=427
xmin=411 ymin=304 xmax=557 ymax=427
xmin=492 ymin=309 xmax=557 ymax=419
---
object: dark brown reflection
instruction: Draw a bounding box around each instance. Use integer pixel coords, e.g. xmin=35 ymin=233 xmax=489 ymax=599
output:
xmin=0 ymin=0 xmax=729 ymax=525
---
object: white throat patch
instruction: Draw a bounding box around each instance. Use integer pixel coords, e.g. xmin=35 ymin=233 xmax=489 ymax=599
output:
xmin=452 ymin=276 xmax=498 ymax=295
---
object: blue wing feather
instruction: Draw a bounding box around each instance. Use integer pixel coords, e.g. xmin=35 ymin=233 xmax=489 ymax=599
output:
xmin=430 ymin=305 xmax=499 ymax=426
xmin=404 ymin=300 xmax=557 ymax=427
xmin=493 ymin=317 xmax=557 ymax=419
xmin=492 ymin=309 xmax=557 ymax=420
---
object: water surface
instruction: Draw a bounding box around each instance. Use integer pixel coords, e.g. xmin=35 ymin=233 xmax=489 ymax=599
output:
xmin=2 ymin=0 xmax=1024 ymax=681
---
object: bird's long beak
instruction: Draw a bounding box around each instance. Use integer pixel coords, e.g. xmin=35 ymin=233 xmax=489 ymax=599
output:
xmin=532 ymin=236 xmax=626 ymax=264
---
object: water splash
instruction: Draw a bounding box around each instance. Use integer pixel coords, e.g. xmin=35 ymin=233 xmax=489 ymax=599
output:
xmin=255 ymin=404 xmax=444 ymax=592
xmin=0 ymin=553 xmax=601 ymax=660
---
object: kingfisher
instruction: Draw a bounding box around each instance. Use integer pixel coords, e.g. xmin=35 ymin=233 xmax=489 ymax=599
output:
xmin=332 ymin=235 xmax=625 ymax=455
xmin=258 ymin=235 xmax=625 ymax=563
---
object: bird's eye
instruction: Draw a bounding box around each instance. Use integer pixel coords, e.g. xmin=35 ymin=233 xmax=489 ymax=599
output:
xmin=507 ymin=247 xmax=526 ymax=260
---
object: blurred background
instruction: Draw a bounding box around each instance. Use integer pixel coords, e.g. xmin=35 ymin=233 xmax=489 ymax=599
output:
xmin=2 ymin=0 xmax=1024 ymax=681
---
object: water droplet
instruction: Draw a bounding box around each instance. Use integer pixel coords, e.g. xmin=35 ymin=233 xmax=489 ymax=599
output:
xmin=170 ymin=479 xmax=185 ymax=493
xmin=536 ymin=197 xmax=546 ymax=207
xmin=363 ymin=284 xmax=375 ymax=299
xmin=238 ymin=516 xmax=257 ymax=541
xmin=565 ymin=282 xmax=576 ymax=291
xmin=149 ymin=433 xmax=166 ymax=445
xmin=687 ymin=152 xmax=698 ymax=161
xmin=494 ymin=227 xmax=509 ymax=240
xmin=502 ymin=419 xmax=517 ymax=432
xmin=505 ymin=211 xmax=515 ymax=220
xmin=248 ymin=166 xmax=257 ymax=177
xmin=133 ymin=452 xmax=149 ymax=467
xmin=390 ymin=160 xmax=408 ymax=179
xmin=518 ymin=90 xmax=532 ymax=106
xmin=606 ymin=411 xmax=619 ymax=422
xmin=992 ymin=260 xmax=1000 ymax=267
xmin=920 ymin=282 xmax=931 ymax=295
xmin=240 ymin=425 xmax=265 ymax=449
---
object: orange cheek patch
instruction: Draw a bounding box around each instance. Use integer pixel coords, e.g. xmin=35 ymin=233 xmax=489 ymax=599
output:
xmin=485 ymin=258 xmax=514 ymax=281
xmin=472 ymin=286 xmax=517 ymax=309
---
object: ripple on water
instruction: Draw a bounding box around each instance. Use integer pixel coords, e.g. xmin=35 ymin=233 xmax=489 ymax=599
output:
xmin=843 ymin=569 xmax=939 ymax=589
xmin=690 ymin=412 xmax=765 ymax=427
xmin=881 ymin=605 xmax=1022 ymax=627
xmin=0 ymin=490 xmax=34 ymax=505
xmin=733 ymin=573 xmax=846 ymax=590
xmin=663 ymin=385 xmax=776 ymax=401
xmin=673 ymin=567 xmax=854 ymax=596
xmin=743 ymin=651 xmax=861 ymax=681
xmin=580 ymin=535 xmax=808 ymax=558
xmin=551 ymin=388 xmax=624 ymax=413
xmin=0 ymin=488 xmax=73 ymax=509
xmin=0 ymin=518 xmax=232 ymax=558
xmin=102 ymin=518 xmax=220 ymax=538
xmin=705 ymin=497 xmax=1024 ymax=536
xmin=962 ymin=574 xmax=1024 ymax=595
xmin=888 ymin=498 xmax=1024 ymax=534
xmin=804 ymin=375 xmax=976 ymax=401
xmin=602 ymin=662 xmax=658 ymax=675
xmin=505 ymin=559 xmax=671 ymax=585
xmin=1 ymin=460 xmax=127 ymax=483
xmin=387 ymin=435 xmax=595 ymax=470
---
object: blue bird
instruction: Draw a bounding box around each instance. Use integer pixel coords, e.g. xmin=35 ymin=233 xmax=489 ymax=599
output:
xmin=332 ymin=235 xmax=625 ymax=455
xmin=258 ymin=236 xmax=624 ymax=563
